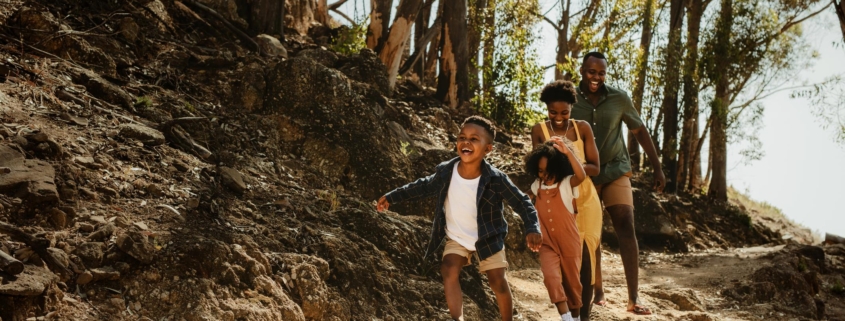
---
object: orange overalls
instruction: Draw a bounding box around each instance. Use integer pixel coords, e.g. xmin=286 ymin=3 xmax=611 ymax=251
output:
xmin=535 ymin=182 xmax=582 ymax=309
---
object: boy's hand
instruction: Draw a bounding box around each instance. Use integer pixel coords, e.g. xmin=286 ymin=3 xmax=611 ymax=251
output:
xmin=525 ymin=233 xmax=542 ymax=252
xmin=376 ymin=196 xmax=390 ymax=212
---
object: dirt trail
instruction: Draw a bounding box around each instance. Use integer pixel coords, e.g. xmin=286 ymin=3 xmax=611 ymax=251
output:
xmin=510 ymin=245 xmax=795 ymax=321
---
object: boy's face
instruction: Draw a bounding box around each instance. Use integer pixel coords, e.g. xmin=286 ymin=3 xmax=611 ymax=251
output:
xmin=456 ymin=123 xmax=493 ymax=164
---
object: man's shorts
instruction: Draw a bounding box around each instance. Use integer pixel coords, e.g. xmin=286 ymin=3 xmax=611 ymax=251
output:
xmin=443 ymin=237 xmax=508 ymax=272
xmin=594 ymin=174 xmax=634 ymax=208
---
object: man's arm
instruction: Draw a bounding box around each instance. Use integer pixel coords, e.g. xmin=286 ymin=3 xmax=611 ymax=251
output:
xmin=630 ymin=125 xmax=666 ymax=192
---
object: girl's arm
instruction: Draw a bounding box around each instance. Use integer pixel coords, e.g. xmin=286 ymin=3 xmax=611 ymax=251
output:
xmin=550 ymin=137 xmax=585 ymax=187
xmin=578 ymin=121 xmax=601 ymax=176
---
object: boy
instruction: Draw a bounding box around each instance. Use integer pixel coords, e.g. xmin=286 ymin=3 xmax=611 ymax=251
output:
xmin=377 ymin=116 xmax=543 ymax=321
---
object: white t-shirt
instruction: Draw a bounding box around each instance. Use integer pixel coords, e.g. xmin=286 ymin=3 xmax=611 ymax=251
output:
xmin=444 ymin=163 xmax=480 ymax=251
xmin=530 ymin=176 xmax=580 ymax=214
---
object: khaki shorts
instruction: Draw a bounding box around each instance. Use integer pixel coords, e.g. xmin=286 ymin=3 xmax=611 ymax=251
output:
xmin=594 ymin=174 xmax=634 ymax=208
xmin=443 ymin=237 xmax=508 ymax=272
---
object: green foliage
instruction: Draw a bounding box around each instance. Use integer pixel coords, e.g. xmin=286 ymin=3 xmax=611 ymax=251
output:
xmin=331 ymin=21 xmax=367 ymax=55
xmin=792 ymin=75 xmax=845 ymax=144
xmin=134 ymin=96 xmax=152 ymax=109
xmin=399 ymin=141 xmax=416 ymax=157
xmin=833 ymin=280 xmax=845 ymax=295
xmin=797 ymin=257 xmax=808 ymax=272
xmin=474 ymin=0 xmax=545 ymax=130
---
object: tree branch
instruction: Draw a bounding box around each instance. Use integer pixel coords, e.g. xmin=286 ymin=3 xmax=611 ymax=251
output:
xmin=328 ymin=0 xmax=351 ymax=11
xmin=330 ymin=8 xmax=356 ymax=24
xmin=780 ymin=3 xmax=830 ymax=33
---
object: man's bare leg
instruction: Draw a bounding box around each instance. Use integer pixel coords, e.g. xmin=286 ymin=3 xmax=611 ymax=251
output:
xmin=486 ymin=267 xmax=514 ymax=321
xmin=442 ymin=254 xmax=468 ymax=320
xmin=606 ymin=204 xmax=644 ymax=310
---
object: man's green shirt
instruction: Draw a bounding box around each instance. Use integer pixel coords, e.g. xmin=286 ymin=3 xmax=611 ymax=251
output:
xmin=570 ymin=82 xmax=644 ymax=186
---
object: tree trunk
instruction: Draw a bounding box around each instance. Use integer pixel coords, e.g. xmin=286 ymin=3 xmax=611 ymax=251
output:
xmin=436 ymin=0 xmax=470 ymax=108
xmin=555 ymin=0 xmax=572 ymax=80
xmin=425 ymin=0 xmax=446 ymax=87
xmin=468 ymin=0 xmax=488 ymax=95
xmin=835 ymin=0 xmax=845 ymax=42
xmin=659 ymin=0 xmax=686 ymax=193
xmin=413 ymin=1 xmax=432 ymax=82
xmin=366 ymin=0 xmax=393 ymax=53
xmin=628 ymin=0 xmax=655 ymax=172
xmin=708 ymin=0 xmax=732 ymax=202
xmin=678 ymin=0 xmax=707 ymax=192
xmin=481 ymin=0 xmax=496 ymax=102
xmin=286 ymin=0 xmax=320 ymax=35
xmin=316 ymin=0 xmax=329 ymax=25
xmin=378 ymin=0 xmax=425 ymax=92
xmin=690 ymin=116 xmax=710 ymax=192
xmin=248 ymin=0 xmax=286 ymax=39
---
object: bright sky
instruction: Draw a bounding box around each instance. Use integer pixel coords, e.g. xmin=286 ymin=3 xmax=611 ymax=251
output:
xmin=532 ymin=5 xmax=845 ymax=237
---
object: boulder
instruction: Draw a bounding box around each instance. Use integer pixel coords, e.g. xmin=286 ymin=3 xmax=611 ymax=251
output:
xmin=0 ymin=265 xmax=58 ymax=296
xmin=119 ymin=123 xmax=166 ymax=146
xmin=219 ymin=166 xmax=247 ymax=193
xmin=116 ymin=230 xmax=156 ymax=264
xmin=263 ymin=56 xmax=410 ymax=199
xmin=256 ymin=34 xmax=288 ymax=58
xmin=297 ymin=48 xmax=338 ymax=67
xmin=0 ymin=145 xmax=59 ymax=204
xmin=336 ymin=49 xmax=390 ymax=96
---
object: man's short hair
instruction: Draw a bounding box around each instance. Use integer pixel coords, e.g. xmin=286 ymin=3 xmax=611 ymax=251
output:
xmin=462 ymin=116 xmax=496 ymax=141
xmin=540 ymin=80 xmax=578 ymax=105
xmin=582 ymin=52 xmax=607 ymax=64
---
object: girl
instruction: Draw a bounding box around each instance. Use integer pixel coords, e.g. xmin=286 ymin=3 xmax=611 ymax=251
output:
xmin=531 ymin=80 xmax=603 ymax=321
xmin=525 ymin=137 xmax=586 ymax=321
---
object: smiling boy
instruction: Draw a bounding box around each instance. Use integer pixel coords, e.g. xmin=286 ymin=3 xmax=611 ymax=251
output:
xmin=377 ymin=116 xmax=543 ymax=321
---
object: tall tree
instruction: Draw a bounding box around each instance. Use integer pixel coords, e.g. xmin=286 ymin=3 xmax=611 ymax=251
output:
xmin=554 ymin=0 xmax=573 ymax=80
xmin=468 ymin=0 xmax=489 ymax=95
xmin=413 ymin=0 xmax=432 ymax=83
xmin=627 ymin=0 xmax=656 ymax=172
xmin=378 ymin=0 xmax=426 ymax=91
xmin=366 ymin=0 xmax=393 ymax=53
xmin=481 ymin=0 xmax=497 ymax=100
xmin=659 ymin=0 xmax=687 ymax=193
xmin=247 ymin=0 xmax=286 ymax=39
xmin=677 ymin=0 xmax=711 ymax=192
xmin=436 ymin=0 xmax=470 ymax=108
xmin=835 ymin=0 xmax=845 ymax=41
xmin=708 ymin=0 xmax=732 ymax=201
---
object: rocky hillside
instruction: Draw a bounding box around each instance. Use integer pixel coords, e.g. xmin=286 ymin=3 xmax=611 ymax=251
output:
xmin=0 ymin=1 xmax=842 ymax=320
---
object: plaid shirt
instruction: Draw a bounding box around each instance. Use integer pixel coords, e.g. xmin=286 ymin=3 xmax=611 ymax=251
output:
xmin=385 ymin=157 xmax=541 ymax=261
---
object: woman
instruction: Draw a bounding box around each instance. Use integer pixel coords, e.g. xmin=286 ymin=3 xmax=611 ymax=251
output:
xmin=531 ymin=80 xmax=602 ymax=321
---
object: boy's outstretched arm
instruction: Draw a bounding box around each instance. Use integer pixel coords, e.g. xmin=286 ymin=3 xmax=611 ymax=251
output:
xmin=499 ymin=175 xmax=542 ymax=252
xmin=376 ymin=172 xmax=442 ymax=212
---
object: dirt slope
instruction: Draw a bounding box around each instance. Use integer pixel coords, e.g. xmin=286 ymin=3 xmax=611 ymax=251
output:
xmin=0 ymin=1 xmax=843 ymax=321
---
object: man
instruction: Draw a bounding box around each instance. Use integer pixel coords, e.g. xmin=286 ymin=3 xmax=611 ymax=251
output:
xmin=570 ymin=52 xmax=666 ymax=315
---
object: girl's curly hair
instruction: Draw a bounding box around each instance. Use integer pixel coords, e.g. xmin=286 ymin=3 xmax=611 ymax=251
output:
xmin=524 ymin=141 xmax=575 ymax=184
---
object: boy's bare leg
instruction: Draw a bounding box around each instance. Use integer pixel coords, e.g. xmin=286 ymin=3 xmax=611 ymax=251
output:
xmin=485 ymin=267 xmax=514 ymax=321
xmin=607 ymin=204 xmax=642 ymax=309
xmin=442 ymin=254 xmax=468 ymax=320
